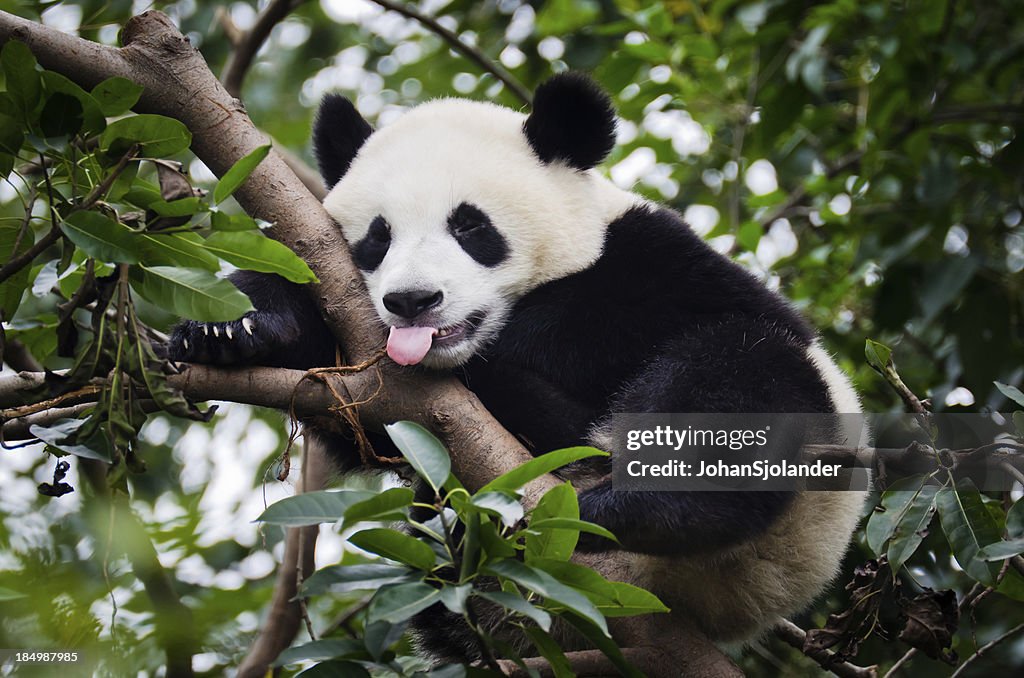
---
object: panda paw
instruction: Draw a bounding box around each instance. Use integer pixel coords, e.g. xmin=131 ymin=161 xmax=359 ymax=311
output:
xmin=168 ymin=312 xmax=288 ymax=366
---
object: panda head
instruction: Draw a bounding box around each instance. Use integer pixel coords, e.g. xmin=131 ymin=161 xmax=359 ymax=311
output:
xmin=315 ymin=72 xmax=627 ymax=368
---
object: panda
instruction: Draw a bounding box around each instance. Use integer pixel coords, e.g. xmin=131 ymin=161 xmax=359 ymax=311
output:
xmin=170 ymin=72 xmax=866 ymax=659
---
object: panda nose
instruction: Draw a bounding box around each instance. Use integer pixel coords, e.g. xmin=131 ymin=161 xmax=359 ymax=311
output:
xmin=383 ymin=290 xmax=444 ymax=319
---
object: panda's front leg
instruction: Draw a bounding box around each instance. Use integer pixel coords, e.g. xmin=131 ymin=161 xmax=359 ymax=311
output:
xmin=167 ymin=271 xmax=337 ymax=370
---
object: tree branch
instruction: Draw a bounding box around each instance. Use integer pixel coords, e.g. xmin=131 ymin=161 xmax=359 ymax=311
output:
xmin=236 ymin=439 xmax=327 ymax=678
xmin=221 ymin=0 xmax=305 ymax=98
xmin=774 ymin=618 xmax=878 ymax=678
xmin=367 ymin=0 xmax=532 ymax=105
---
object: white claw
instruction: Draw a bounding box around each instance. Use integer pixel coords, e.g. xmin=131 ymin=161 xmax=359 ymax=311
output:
xmin=225 ymin=325 xmax=233 ymax=340
xmin=242 ymin=317 xmax=254 ymax=335
xmin=182 ymin=338 xmax=189 ymax=351
xmin=212 ymin=325 xmax=220 ymax=337
xmin=202 ymin=324 xmax=209 ymax=336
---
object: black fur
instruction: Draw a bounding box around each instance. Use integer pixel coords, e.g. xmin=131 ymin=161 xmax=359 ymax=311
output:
xmin=524 ymin=72 xmax=617 ymax=170
xmin=447 ymin=202 xmax=509 ymax=267
xmin=352 ymin=215 xmax=391 ymax=271
xmin=313 ymin=94 xmax=372 ymax=189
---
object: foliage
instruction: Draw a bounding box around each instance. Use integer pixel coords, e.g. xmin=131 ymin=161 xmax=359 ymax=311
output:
xmin=0 ymin=0 xmax=1022 ymax=677
xmin=258 ymin=423 xmax=664 ymax=675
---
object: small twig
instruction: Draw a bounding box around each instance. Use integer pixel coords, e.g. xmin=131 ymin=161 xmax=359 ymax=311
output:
xmin=221 ymin=0 xmax=305 ymax=98
xmin=774 ymin=619 xmax=878 ymax=678
xmin=948 ymin=622 xmax=1024 ymax=678
xmin=0 ymin=384 xmax=102 ymax=419
xmin=368 ymin=0 xmax=531 ymax=105
xmin=0 ymin=226 xmax=60 ymax=284
xmin=882 ymin=649 xmax=916 ymax=678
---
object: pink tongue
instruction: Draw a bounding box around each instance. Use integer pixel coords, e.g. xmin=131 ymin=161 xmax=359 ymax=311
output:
xmin=387 ymin=326 xmax=437 ymax=365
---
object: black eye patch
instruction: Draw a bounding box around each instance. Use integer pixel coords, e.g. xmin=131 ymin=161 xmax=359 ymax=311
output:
xmin=448 ymin=202 xmax=509 ymax=268
xmin=352 ymin=215 xmax=391 ymax=271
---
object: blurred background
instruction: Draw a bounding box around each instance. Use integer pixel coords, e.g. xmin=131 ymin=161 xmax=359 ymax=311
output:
xmin=0 ymin=0 xmax=1022 ymax=675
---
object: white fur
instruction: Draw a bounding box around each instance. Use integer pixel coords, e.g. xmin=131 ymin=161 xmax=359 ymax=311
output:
xmin=323 ymin=99 xmax=637 ymax=367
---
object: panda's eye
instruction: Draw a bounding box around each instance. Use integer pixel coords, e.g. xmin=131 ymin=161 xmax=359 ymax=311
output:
xmin=367 ymin=216 xmax=391 ymax=243
xmin=449 ymin=202 xmax=491 ymax=236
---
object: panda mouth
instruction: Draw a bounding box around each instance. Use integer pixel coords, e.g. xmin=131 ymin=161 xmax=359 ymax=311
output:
xmin=432 ymin=311 xmax=486 ymax=346
xmin=386 ymin=311 xmax=487 ymax=365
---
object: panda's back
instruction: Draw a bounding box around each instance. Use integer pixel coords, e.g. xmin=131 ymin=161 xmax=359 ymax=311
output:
xmin=460 ymin=204 xmax=836 ymax=456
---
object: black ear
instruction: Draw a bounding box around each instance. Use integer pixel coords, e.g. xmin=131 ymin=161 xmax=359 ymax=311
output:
xmin=313 ymin=94 xmax=373 ymax=189
xmin=523 ymin=72 xmax=616 ymax=170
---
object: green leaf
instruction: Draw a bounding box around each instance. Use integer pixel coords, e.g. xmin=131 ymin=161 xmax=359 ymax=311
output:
xmin=524 ymin=627 xmax=573 ymax=678
xmin=198 ymin=231 xmax=317 ymax=284
xmin=302 ymin=563 xmax=418 ymax=597
xmin=362 ymin=620 xmax=407 ymax=661
xmin=469 ymin=491 xmax=524 ymax=528
xmin=29 ymin=418 xmax=112 ymax=462
xmin=91 ymin=77 xmax=144 ymax=117
xmin=100 ymin=114 xmax=191 ymax=157
xmin=139 ymin=233 xmax=220 ymax=271
xmin=343 ymin=487 xmax=414 ymax=524
xmin=274 ymin=639 xmax=365 ymax=666
xmin=866 ymin=476 xmax=926 ymax=555
xmin=129 ymin=265 xmax=254 ymax=322
xmin=995 ymin=382 xmax=1024 ymax=409
xmin=979 ymin=538 xmax=1024 ymax=561
xmin=384 ymin=421 xmax=452 ymax=493
xmin=214 ymin=144 xmax=271 ymax=204
xmin=864 ymin=476 xmax=939 ymax=571
xmin=595 ymin=581 xmax=670 ymax=617
xmin=561 ymin=612 xmax=644 ymax=678
xmin=1008 ymin=499 xmax=1024 ymax=539
xmin=527 ymin=518 xmax=618 ymax=543
xmin=439 ymin=583 xmax=472 ymax=614
xmin=349 ymin=528 xmax=437 ymax=571
xmin=477 ymin=591 xmax=552 ymax=631
xmin=480 ymin=447 xmax=607 ymax=494
xmin=41 ymin=71 xmax=105 ymax=136
xmin=935 ymin=481 xmax=1002 ymax=585
xmin=210 ymin=210 xmax=260 ymax=231
xmin=479 ymin=520 xmax=517 ymax=560
xmin=61 ymin=211 xmax=140 ymax=264
xmin=255 ymin=489 xmax=374 ymax=526
xmin=526 ymin=483 xmax=580 ymax=563
xmin=2 ymin=41 xmax=41 ymax=121
xmin=39 ymin=92 xmax=83 ymax=138
xmin=148 ymin=197 xmax=204 ymax=218
xmin=864 ymin=339 xmax=893 ymax=374
xmin=484 ymin=559 xmax=609 ymax=636
xmin=0 ymin=221 xmax=34 ymax=318
xmin=367 ymin=582 xmax=442 ymax=623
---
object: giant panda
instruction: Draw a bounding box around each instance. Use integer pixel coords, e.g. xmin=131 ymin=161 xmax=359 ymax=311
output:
xmin=169 ymin=72 xmax=867 ymax=660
